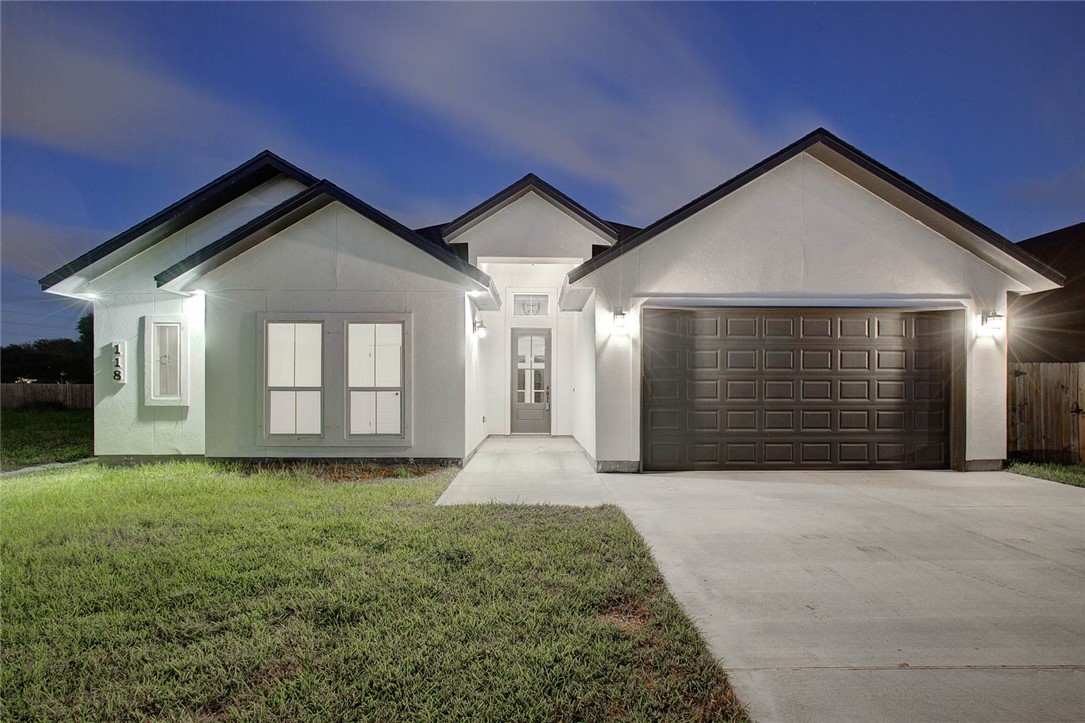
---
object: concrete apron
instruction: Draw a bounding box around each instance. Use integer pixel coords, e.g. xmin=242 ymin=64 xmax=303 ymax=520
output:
xmin=439 ymin=442 xmax=1085 ymax=722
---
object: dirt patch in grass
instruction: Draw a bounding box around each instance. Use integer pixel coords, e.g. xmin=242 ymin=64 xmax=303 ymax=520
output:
xmin=598 ymin=597 xmax=652 ymax=634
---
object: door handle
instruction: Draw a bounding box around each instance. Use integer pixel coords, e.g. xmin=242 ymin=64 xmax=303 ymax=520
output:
xmin=546 ymin=385 xmax=551 ymax=411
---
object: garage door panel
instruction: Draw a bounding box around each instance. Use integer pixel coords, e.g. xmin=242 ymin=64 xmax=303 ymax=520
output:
xmin=642 ymin=308 xmax=952 ymax=470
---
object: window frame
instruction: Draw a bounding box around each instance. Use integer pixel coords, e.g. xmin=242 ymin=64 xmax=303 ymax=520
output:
xmin=256 ymin=312 xmax=412 ymax=448
xmin=143 ymin=315 xmax=188 ymax=407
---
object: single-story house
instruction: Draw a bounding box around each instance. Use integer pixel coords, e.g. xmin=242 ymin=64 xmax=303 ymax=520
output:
xmin=41 ymin=128 xmax=1063 ymax=471
xmin=1008 ymin=222 xmax=1085 ymax=363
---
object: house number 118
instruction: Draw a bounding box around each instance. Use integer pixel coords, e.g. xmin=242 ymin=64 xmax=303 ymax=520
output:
xmin=112 ymin=341 xmax=126 ymax=383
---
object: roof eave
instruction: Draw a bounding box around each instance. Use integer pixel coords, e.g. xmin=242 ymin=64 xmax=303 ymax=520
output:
xmin=39 ymin=150 xmax=318 ymax=291
xmin=568 ymin=128 xmax=1066 ymax=290
xmin=156 ymin=180 xmax=496 ymax=295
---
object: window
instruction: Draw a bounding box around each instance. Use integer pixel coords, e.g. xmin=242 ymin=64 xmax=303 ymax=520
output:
xmin=512 ymin=293 xmax=549 ymax=317
xmin=516 ymin=334 xmax=547 ymax=403
xmin=347 ymin=323 xmax=403 ymax=435
xmin=266 ymin=322 xmax=322 ymax=435
xmin=144 ymin=316 xmax=187 ymax=406
xmin=257 ymin=313 xmax=411 ymax=447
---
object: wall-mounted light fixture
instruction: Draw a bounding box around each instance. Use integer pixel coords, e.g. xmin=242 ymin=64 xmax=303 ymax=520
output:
xmin=980 ymin=311 xmax=1004 ymax=334
xmin=613 ymin=307 xmax=627 ymax=334
xmin=473 ymin=320 xmax=488 ymax=339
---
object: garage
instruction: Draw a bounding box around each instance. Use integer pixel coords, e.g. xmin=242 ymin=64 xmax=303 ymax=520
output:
xmin=641 ymin=308 xmax=959 ymax=470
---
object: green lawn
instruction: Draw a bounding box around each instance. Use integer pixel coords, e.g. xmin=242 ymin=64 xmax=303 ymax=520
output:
xmin=1 ymin=463 xmax=747 ymax=721
xmin=1007 ymin=460 xmax=1085 ymax=488
xmin=0 ymin=407 xmax=93 ymax=471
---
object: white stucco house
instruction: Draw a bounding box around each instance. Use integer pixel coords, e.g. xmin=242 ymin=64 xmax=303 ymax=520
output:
xmin=41 ymin=129 xmax=1063 ymax=471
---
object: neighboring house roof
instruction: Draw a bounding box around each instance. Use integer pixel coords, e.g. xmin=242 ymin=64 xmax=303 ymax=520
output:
xmin=38 ymin=150 xmax=317 ymax=292
xmin=566 ymin=128 xmax=1065 ymax=290
xmin=439 ymin=173 xmax=622 ymax=244
xmin=154 ymin=179 xmax=499 ymax=305
xmin=1009 ymin=222 xmax=1085 ymax=363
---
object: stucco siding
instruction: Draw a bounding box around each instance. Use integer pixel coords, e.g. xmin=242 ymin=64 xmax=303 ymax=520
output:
xmin=456 ymin=191 xmax=608 ymax=264
xmin=89 ymin=177 xmax=304 ymax=457
xmin=199 ymin=202 xmax=471 ymax=459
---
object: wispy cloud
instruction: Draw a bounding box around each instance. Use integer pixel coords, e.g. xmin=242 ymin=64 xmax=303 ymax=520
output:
xmin=0 ymin=214 xmax=106 ymax=280
xmin=0 ymin=5 xmax=357 ymax=182
xmin=1 ymin=12 xmax=257 ymax=167
xmin=307 ymin=3 xmax=823 ymax=223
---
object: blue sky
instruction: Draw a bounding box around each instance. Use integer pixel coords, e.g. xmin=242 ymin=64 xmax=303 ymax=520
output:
xmin=2 ymin=2 xmax=1082 ymax=344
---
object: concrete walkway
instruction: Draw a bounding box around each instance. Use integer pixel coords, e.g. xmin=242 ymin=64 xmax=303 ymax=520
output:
xmin=438 ymin=436 xmax=613 ymax=506
xmin=440 ymin=437 xmax=1085 ymax=722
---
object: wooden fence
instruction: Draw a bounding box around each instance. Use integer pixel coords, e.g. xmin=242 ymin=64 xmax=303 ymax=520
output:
xmin=0 ymin=383 xmax=94 ymax=409
xmin=1008 ymin=363 xmax=1085 ymax=464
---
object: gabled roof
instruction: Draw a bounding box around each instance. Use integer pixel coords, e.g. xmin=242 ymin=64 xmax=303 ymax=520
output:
xmin=39 ymin=150 xmax=317 ymax=291
xmin=567 ymin=128 xmax=1065 ymax=289
xmin=440 ymin=173 xmax=622 ymax=244
xmin=154 ymin=179 xmax=499 ymax=304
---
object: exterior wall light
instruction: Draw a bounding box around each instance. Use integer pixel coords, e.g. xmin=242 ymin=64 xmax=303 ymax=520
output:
xmin=473 ymin=320 xmax=488 ymax=338
xmin=613 ymin=307 xmax=627 ymax=333
xmin=980 ymin=311 xmax=1004 ymax=334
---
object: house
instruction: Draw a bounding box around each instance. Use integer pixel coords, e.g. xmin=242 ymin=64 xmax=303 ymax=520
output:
xmin=40 ymin=128 xmax=1063 ymax=471
xmin=1008 ymin=222 xmax=1085 ymax=363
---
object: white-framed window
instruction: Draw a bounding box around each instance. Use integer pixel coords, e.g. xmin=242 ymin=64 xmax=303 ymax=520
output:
xmin=265 ymin=321 xmax=323 ymax=436
xmin=143 ymin=316 xmax=188 ymax=406
xmin=512 ymin=293 xmax=549 ymax=317
xmin=347 ymin=322 xmax=403 ymax=436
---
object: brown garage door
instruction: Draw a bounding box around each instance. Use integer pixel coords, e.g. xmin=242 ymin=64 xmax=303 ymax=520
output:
xmin=642 ymin=308 xmax=955 ymax=470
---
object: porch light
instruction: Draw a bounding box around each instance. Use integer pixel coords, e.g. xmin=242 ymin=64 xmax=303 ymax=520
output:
xmin=613 ymin=307 xmax=627 ymax=333
xmin=473 ymin=320 xmax=488 ymax=339
xmin=980 ymin=311 xmax=1004 ymax=333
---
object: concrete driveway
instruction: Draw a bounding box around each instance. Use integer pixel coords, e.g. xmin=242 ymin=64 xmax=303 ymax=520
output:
xmin=439 ymin=438 xmax=1085 ymax=722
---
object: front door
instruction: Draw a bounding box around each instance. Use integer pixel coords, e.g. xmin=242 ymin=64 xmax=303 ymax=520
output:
xmin=511 ymin=328 xmax=551 ymax=434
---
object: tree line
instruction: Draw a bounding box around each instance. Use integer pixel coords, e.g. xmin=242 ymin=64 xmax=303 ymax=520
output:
xmin=1 ymin=314 xmax=94 ymax=383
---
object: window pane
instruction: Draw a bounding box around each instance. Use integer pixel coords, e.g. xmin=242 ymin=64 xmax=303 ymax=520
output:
xmin=350 ymin=391 xmax=376 ymax=435
xmin=154 ymin=323 xmax=181 ymax=398
xmin=375 ymin=323 xmax=401 ymax=346
xmin=517 ymin=335 xmax=530 ymax=367
xmin=348 ymin=324 xmax=375 ymax=387
xmin=374 ymin=324 xmax=402 ymax=387
xmin=269 ymin=391 xmax=296 ymax=434
xmin=532 ymin=335 xmax=546 ymax=365
xmin=267 ymin=323 xmax=295 ymax=387
xmin=533 ymin=370 xmax=546 ymax=403
xmin=293 ymin=323 xmax=322 ymax=387
xmin=513 ymin=294 xmax=548 ymax=316
xmin=375 ymin=345 xmax=401 ymax=387
xmin=376 ymin=391 xmax=401 ymax=434
xmin=295 ymin=391 xmax=322 ymax=434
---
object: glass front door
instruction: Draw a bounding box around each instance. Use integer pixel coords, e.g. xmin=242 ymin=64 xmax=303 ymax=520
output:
xmin=511 ymin=328 xmax=551 ymax=434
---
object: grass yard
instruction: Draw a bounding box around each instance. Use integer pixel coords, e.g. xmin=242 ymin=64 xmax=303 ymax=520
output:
xmin=1007 ymin=460 xmax=1085 ymax=488
xmin=0 ymin=406 xmax=93 ymax=471
xmin=1 ymin=463 xmax=747 ymax=721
